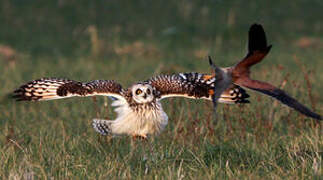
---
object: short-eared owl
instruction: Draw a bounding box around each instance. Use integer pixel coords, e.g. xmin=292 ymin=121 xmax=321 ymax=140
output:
xmin=13 ymin=71 xmax=249 ymax=138
xmin=13 ymin=24 xmax=321 ymax=139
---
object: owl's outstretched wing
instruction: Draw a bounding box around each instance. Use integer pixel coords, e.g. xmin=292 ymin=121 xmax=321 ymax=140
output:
xmin=145 ymin=73 xmax=249 ymax=103
xmin=13 ymin=78 xmax=125 ymax=101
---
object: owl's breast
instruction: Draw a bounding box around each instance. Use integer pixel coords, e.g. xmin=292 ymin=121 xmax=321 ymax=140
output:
xmin=110 ymin=100 xmax=168 ymax=136
xmin=134 ymin=102 xmax=168 ymax=136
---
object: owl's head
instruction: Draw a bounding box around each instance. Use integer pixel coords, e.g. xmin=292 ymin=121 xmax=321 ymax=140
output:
xmin=131 ymin=83 xmax=155 ymax=104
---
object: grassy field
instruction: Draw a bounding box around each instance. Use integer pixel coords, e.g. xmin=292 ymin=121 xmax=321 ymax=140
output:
xmin=0 ymin=1 xmax=322 ymax=179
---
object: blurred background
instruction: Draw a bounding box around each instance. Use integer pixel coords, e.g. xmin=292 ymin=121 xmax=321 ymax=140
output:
xmin=1 ymin=0 xmax=322 ymax=61
xmin=1 ymin=0 xmax=322 ymax=104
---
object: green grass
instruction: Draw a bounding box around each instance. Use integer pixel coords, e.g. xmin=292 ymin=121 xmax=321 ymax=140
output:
xmin=0 ymin=1 xmax=322 ymax=179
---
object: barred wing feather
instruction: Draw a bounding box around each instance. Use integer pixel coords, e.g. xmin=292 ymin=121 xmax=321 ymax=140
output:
xmin=13 ymin=78 xmax=125 ymax=101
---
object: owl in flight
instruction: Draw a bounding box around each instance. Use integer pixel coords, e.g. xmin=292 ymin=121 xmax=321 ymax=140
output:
xmin=13 ymin=24 xmax=321 ymax=139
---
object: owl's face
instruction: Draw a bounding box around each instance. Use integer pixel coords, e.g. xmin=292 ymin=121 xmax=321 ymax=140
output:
xmin=131 ymin=84 xmax=155 ymax=104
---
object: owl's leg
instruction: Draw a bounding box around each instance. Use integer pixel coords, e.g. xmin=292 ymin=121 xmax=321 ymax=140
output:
xmin=130 ymin=135 xmax=153 ymax=154
xmin=130 ymin=134 xmax=147 ymax=151
xmin=132 ymin=135 xmax=147 ymax=141
xmin=130 ymin=134 xmax=154 ymax=174
xmin=131 ymin=135 xmax=155 ymax=163
xmin=129 ymin=135 xmax=145 ymax=159
xmin=92 ymin=119 xmax=113 ymax=135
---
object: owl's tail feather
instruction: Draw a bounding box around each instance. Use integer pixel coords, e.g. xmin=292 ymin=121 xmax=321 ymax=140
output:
xmin=92 ymin=119 xmax=113 ymax=135
xmin=230 ymin=24 xmax=322 ymax=120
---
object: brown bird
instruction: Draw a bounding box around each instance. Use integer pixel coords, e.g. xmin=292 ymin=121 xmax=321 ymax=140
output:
xmin=208 ymin=24 xmax=321 ymax=120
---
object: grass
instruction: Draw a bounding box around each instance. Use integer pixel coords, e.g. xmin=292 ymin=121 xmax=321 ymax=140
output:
xmin=0 ymin=0 xmax=322 ymax=179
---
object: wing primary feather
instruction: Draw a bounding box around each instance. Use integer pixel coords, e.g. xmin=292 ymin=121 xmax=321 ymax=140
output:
xmin=241 ymin=78 xmax=322 ymax=120
xmin=13 ymin=78 xmax=125 ymax=101
xmin=237 ymin=72 xmax=322 ymax=120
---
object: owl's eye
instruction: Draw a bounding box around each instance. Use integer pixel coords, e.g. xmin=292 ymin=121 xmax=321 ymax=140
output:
xmin=135 ymin=89 xmax=142 ymax=95
xmin=146 ymin=89 xmax=151 ymax=95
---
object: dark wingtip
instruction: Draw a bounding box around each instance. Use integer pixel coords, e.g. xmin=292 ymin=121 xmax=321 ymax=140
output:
xmin=12 ymin=90 xmax=22 ymax=101
xmin=208 ymin=56 xmax=221 ymax=73
xmin=12 ymin=87 xmax=31 ymax=101
xmin=243 ymin=100 xmax=250 ymax=103
xmin=12 ymin=93 xmax=25 ymax=101
xmin=248 ymin=23 xmax=268 ymax=52
xmin=12 ymin=94 xmax=19 ymax=99
xmin=267 ymin=45 xmax=273 ymax=53
xmin=208 ymin=56 xmax=214 ymax=66
xmin=247 ymin=86 xmax=322 ymax=121
xmin=311 ymin=113 xmax=322 ymax=121
xmin=236 ymin=99 xmax=250 ymax=104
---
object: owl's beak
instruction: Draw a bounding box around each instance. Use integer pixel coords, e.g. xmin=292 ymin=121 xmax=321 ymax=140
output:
xmin=143 ymin=93 xmax=147 ymax=99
